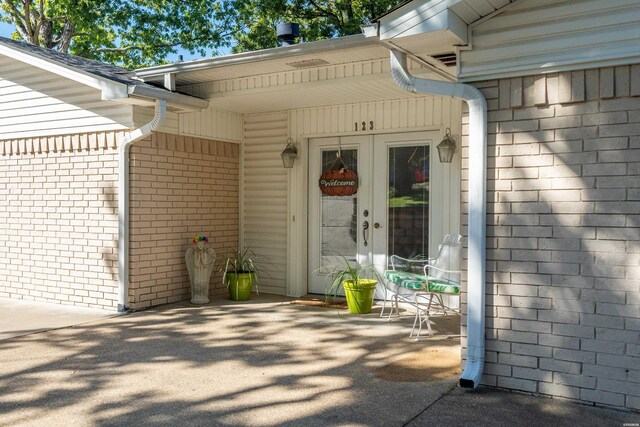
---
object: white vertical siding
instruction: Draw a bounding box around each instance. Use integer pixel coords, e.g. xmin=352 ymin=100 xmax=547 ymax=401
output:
xmin=289 ymin=96 xmax=461 ymax=138
xmin=460 ymin=0 xmax=640 ymax=80
xmin=0 ymin=54 xmax=133 ymax=139
xmin=242 ymin=112 xmax=289 ymax=295
xmin=134 ymin=107 xmax=243 ymax=143
xmin=178 ymin=108 xmax=243 ymax=142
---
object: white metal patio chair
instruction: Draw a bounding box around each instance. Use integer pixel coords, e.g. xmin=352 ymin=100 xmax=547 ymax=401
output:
xmin=382 ymin=234 xmax=462 ymax=338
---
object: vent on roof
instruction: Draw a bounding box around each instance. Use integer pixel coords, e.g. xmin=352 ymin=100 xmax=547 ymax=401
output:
xmin=286 ymin=59 xmax=330 ymax=69
xmin=277 ymin=23 xmax=300 ymax=46
xmin=431 ymin=52 xmax=457 ymax=67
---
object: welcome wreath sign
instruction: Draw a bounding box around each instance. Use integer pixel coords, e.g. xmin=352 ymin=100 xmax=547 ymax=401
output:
xmin=319 ymin=156 xmax=358 ymax=196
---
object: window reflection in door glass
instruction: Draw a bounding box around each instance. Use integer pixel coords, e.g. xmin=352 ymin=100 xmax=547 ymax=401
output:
xmin=388 ymin=145 xmax=429 ymax=260
xmin=320 ymin=149 xmax=358 ymax=265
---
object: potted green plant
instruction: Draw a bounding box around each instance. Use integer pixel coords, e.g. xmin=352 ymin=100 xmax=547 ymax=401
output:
xmin=326 ymin=257 xmax=381 ymax=314
xmin=222 ymin=247 xmax=259 ymax=301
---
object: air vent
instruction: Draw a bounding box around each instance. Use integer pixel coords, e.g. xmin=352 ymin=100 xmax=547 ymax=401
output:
xmin=286 ymin=59 xmax=330 ymax=69
xmin=431 ymin=53 xmax=457 ymax=67
xmin=277 ymin=23 xmax=300 ymax=46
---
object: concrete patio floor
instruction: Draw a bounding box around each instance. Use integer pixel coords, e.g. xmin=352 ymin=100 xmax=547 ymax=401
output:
xmin=0 ymin=297 xmax=117 ymax=340
xmin=0 ymin=295 xmax=637 ymax=426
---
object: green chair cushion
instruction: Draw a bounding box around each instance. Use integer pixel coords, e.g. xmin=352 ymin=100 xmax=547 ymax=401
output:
xmin=384 ymin=270 xmax=426 ymax=290
xmin=385 ymin=270 xmax=460 ymax=294
xmin=426 ymin=279 xmax=460 ymax=295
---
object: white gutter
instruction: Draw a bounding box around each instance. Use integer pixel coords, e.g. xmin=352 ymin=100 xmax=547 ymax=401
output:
xmin=117 ymin=99 xmax=167 ymax=311
xmin=389 ymin=50 xmax=487 ymax=389
xmin=126 ymin=85 xmax=209 ymax=111
xmin=100 ymin=85 xmax=209 ymax=112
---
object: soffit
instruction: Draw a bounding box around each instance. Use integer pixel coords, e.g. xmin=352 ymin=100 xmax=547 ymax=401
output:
xmin=373 ymin=0 xmax=516 ymax=77
xmin=205 ymin=68 xmax=441 ymax=114
xmin=377 ymin=0 xmax=515 ymax=40
xmin=450 ymin=0 xmax=515 ymax=24
xmin=386 ymin=31 xmax=462 ymax=55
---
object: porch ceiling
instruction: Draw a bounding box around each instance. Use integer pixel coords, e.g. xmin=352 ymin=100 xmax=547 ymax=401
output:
xmin=138 ymin=33 xmax=457 ymax=114
xmin=206 ymin=68 xmax=441 ymax=114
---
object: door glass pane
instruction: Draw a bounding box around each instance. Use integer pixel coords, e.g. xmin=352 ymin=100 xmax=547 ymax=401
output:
xmin=320 ymin=149 xmax=358 ymax=268
xmin=388 ymin=145 xmax=429 ymax=260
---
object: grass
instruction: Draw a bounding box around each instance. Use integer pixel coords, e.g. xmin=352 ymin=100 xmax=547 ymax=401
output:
xmin=388 ymin=195 xmax=429 ymax=208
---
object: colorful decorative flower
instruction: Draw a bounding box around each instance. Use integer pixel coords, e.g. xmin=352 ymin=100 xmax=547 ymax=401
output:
xmin=192 ymin=235 xmax=209 ymax=244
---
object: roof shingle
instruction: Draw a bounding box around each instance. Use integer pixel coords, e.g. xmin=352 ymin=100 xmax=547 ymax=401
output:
xmin=0 ymin=36 xmax=162 ymax=89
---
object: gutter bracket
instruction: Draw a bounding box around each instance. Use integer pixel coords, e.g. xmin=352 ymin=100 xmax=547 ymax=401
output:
xmin=164 ymin=73 xmax=176 ymax=92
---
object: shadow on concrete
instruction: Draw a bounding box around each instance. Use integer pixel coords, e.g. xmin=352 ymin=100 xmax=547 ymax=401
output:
xmin=0 ymin=296 xmax=460 ymax=426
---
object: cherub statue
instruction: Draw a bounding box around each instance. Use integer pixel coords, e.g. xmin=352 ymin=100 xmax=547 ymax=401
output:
xmin=186 ymin=235 xmax=216 ymax=304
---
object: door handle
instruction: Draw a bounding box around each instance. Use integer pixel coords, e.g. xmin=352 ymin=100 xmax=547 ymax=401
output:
xmin=374 ymin=222 xmax=382 ymax=229
xmin=362 ymin=220 xmax=369 ymax=247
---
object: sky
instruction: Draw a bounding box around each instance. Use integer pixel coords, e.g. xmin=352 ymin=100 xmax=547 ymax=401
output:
xmin=0 ymin=22 xmax=14 ymax=38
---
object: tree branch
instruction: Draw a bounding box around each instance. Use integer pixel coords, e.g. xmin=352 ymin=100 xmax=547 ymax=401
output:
xmin=30 ymin=0 xmax=43 ymax=41
xmin=53 ymin=20 xmax=74 ymax=52
xmin=2 ymin=0 xmax=31 ymax=42
xmin=23 ymin=0 xmax=31 ymax=38
xmin=306 ymin=0 xmax=341 ymax=23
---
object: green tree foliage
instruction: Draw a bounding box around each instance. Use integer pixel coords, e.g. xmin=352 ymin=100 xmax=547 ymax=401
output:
xmin=231 ymin=0 xmax=398 ymax=53
xmin=0 ymin=0 xmax=234 ymax=68
xmin=0 ymin=0 xmax=398 ymax=68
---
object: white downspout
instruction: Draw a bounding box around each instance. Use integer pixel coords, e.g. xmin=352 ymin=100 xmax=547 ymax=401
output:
xmin=389 ymin=50 xmax=487 ymax=389
xmin=117 ymin=99 xmax=167 ymax=312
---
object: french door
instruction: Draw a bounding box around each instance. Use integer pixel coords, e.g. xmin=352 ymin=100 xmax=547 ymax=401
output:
xmin=308 ymin=132 xmax=438 ymax=295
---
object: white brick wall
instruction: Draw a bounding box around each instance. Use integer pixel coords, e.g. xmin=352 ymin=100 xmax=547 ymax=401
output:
xmin=128 ymin=132 xmax=239 ymax=309
xmin=463 ymin=65 xmax=640 ymax=411
xmin=0 ymin=131 xmax=125 ymax=309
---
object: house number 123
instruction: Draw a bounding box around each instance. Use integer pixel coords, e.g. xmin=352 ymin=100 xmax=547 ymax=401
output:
xmin=354 ymin=121 xmax=374 ymax=131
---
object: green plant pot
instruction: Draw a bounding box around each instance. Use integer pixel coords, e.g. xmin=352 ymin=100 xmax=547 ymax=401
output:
xmin=342 ymin=279 xmax=377 ymax=314
xmin=226 ymin=272 xmax=253 ymax=301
